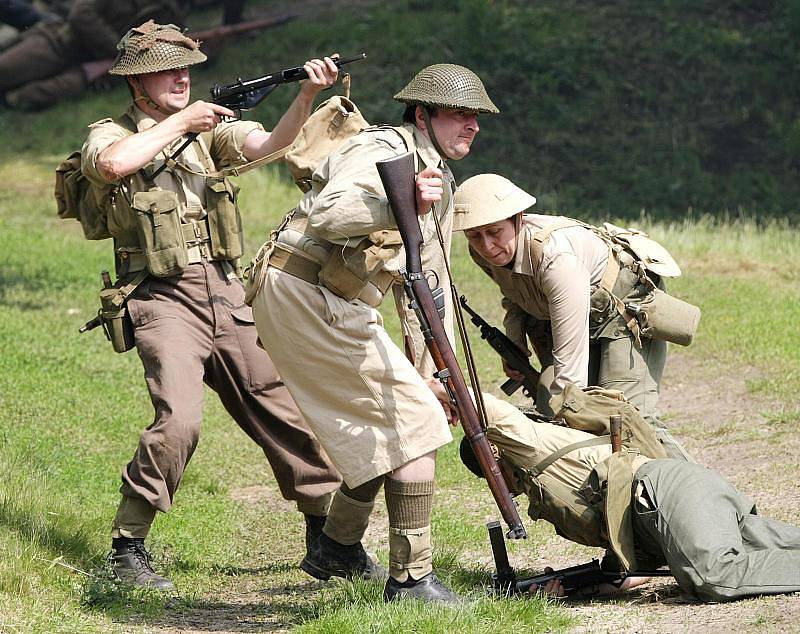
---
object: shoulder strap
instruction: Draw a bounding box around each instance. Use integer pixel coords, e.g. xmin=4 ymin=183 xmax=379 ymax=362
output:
xmin=529 ymin=217 xmax=587 ymax=265
xmin=528 ymin=435 xmax=611 ymax=478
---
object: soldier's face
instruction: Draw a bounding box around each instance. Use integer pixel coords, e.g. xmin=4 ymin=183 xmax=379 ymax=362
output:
xmin=139 ymin=67 xmax=191 ymax=114
xmin=464 ymin=218 xmax=518 ymax=266
xmin=424 ymin=107 xmax=480 ymax=160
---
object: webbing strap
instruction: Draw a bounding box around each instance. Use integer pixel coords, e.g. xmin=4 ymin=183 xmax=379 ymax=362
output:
xmin=529 ymin=435 xmax=611 ymax=478
xmin=531 ymin=218 xmax=643 ymax=346
xmin=162 ymin=143 xmax=291 ymax=179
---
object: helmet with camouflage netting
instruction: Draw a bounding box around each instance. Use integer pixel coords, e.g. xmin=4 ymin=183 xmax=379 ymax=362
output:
xmin=109 ymin=20 xmax=206 ymax=76
xmin=453 ymin=174 xmax=536 ymax=231
xmin=394 ymin=64 xmax=499 ymax=114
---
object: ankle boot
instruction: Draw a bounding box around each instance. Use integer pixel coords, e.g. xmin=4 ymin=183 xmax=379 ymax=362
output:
xmin=110 ymin=537 xmax=173 ymax=591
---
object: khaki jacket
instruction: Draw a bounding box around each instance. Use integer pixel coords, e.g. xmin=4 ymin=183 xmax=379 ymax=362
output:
xmin=280 ymin=123 xmax=456 ymax=377
xmin=482 ymin=392 xmax=649 ymax=570
xmin=471 ymin=215 xmax=609 ymax=394
xmin=81 ymin=104 xmax=262 ymax=250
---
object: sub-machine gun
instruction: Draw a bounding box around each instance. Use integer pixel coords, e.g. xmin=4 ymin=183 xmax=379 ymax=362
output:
xmin=376 ymin=151 xmax=527 ymax=540
xmin=152 ymin=53 xmax=366 ymax=179
xmin=488 ymin=520 xmax=671 ymax=595
xmin=459 ymin=296 xmax=540 ymax=398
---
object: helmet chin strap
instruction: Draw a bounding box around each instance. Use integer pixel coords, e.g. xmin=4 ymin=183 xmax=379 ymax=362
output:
xmin=420 ymin=107 xmax=450 ymax=161
xmin=131 ymin=77 xmax=179 ymax=116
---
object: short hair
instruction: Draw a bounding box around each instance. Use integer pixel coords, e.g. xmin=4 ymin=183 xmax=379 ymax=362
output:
xmin=402 ymin=104 xmax=437 ymax=125
xmin=459 ymin=436 xmax=485 ymax=479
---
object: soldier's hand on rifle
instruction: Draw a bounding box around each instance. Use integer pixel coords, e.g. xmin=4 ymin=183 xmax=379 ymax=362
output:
xmin=502 ymin=359 xmax=527 ymax=383
xmin=179 ymin=101 xmax=236 ymax=134
xmin=415 ymin=166 xmax=444 ymax=215
xmin=425 ymin=378 xmax=458 ymax=425
xmin=528 ymin=568 xmax=566 ymax=598
xmin=299 ymin=56 xmax=339 ymax=97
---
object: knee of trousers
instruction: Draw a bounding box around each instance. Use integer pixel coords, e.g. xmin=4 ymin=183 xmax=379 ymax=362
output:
xmin=139 ymin=416 xmax=201 ymax=459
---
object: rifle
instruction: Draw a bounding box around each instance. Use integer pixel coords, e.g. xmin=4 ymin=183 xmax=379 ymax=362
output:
xmin=150 ymin=52 xmax=367 ymax=179
xmin=188 ymin=13 xmax=297 ymax=42
xmin=488 ymin=520 xmax=671 ymax=595
xmin=459 ymin=296 xmax=540 ymax=398
xmin=376 ymin=152 xmax=527 ymax=540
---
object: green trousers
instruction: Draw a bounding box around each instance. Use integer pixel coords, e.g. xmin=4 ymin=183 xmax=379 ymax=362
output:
xmin=633 ymin=459 xmax=800 ymax=602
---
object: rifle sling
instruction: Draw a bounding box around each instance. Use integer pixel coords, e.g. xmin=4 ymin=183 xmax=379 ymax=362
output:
xmin=162 ymin=143 xmax=291 ymax=179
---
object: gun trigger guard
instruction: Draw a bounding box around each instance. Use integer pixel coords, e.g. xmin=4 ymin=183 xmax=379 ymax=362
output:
xmin=424 ymin=269 xmax=440 ymax=288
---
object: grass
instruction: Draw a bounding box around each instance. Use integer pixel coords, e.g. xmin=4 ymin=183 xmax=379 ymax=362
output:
xmin=1 ymin=0 xmax=799 ymax=631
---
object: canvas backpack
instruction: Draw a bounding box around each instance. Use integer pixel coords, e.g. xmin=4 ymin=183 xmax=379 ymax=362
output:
xmin=517 ymin=383 xmax=667 ymax=550
xmin=284 ymin=76 xmax=370 ymax=192
xmin=54 ymin=115 xmax=137 ymax=240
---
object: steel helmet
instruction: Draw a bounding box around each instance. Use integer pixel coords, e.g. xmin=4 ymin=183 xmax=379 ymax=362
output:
xmin=109 ymin=20 xmax=206 ymax=76
xmin=453 ymin=174 xmax=536 ymax=231
xmin=394 ymin=64 xmax=499 ymax=114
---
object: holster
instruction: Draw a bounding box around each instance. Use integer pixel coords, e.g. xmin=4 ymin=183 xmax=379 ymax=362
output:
xmin=97 ymin=270 xmax=147 ymax=353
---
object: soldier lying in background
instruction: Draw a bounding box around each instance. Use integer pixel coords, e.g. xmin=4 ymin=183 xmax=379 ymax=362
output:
xmin=0 ymin=0 xmax=184 ymax=110
xmin=459 ymin=389 xmax=800 ymax=602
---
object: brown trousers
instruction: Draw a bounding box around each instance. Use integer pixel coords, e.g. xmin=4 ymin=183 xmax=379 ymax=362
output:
xmin=121 ymin=260 xmax=340 ymax=514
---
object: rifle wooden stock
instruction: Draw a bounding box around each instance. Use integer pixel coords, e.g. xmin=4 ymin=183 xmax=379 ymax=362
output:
xmin=376 ymin=152 xmax=527 ymax=540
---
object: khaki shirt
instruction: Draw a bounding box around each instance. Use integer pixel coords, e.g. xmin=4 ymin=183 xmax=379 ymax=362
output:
xmin=282 ymin=123 xmax=456 ymax=377
xmin=472 ymin=215 xmax=609 ymax=394
xmin=82 ymin=104 xmax=262 ymax=245
xmin=482 ymin=391 xmax=651 ymax=567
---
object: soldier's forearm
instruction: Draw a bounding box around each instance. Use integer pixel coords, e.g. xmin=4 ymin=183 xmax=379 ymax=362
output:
xmin=96 ymin=117 xmax=187 ymax=180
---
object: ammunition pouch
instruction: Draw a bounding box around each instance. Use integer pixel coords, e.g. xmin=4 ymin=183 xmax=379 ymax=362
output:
xmin=318 ymin=230 xmax=400 ymax=305
xmin=132 ymin=188 xmax=187 ymax=277
xmin=205 ymin=177 xmax=243 ymax=261
xmin=96 ymin=270 xmax=147 ymax=353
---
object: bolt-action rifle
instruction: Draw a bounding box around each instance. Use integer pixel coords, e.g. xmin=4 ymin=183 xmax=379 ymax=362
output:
xmin=487 ymin=520 xmax=670 ymax=595
xmin=376 ymin=152 xmax=527 ymax=540
xmin=459 ymin=296 xmax=540 ymax=398
xmin=151 ymin=52 xmax=367 ymax=179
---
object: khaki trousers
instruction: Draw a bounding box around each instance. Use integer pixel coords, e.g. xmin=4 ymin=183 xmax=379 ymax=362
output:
xmin=120 ymin=261 xmax=340 ymax=515
xmin=633 ymin=460 xmax=800 ymax=601
xmin=251 ymin=268 xmax=452 ymax=488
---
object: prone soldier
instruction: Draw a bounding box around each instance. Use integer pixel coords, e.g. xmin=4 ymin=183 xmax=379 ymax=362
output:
xmin=460 ymin=391 xmax=800 ymax=602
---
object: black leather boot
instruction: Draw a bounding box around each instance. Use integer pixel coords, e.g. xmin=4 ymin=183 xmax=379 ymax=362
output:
xmin=301 ymin=533 xmax=387 ymax=581
xmin=110 ymin=537 xmax=174 ymax=591
xmin=383 ymin=572 xmax=461 ymax=604
xmin=304 ymin=514 xmax=327 ymax=553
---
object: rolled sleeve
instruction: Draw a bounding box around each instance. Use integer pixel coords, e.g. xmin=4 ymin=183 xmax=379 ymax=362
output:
xmin=81 ymin=121 xmax=129 ymax=186
xmin=211 ymin=120 xmax=265 ymax=168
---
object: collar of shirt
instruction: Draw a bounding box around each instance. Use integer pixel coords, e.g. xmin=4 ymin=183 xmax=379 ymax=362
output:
xmin=127 ymin=104 xmax=193 ymax=156
xmin=408 ymin=123 xmax=445 ymax=173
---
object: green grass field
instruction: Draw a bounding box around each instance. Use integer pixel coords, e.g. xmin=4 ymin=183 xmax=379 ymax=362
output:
xmin=2 ymin=154 xmax=798 ymax=631
xmin=1 ymin=1 xmax=799 ymax=631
